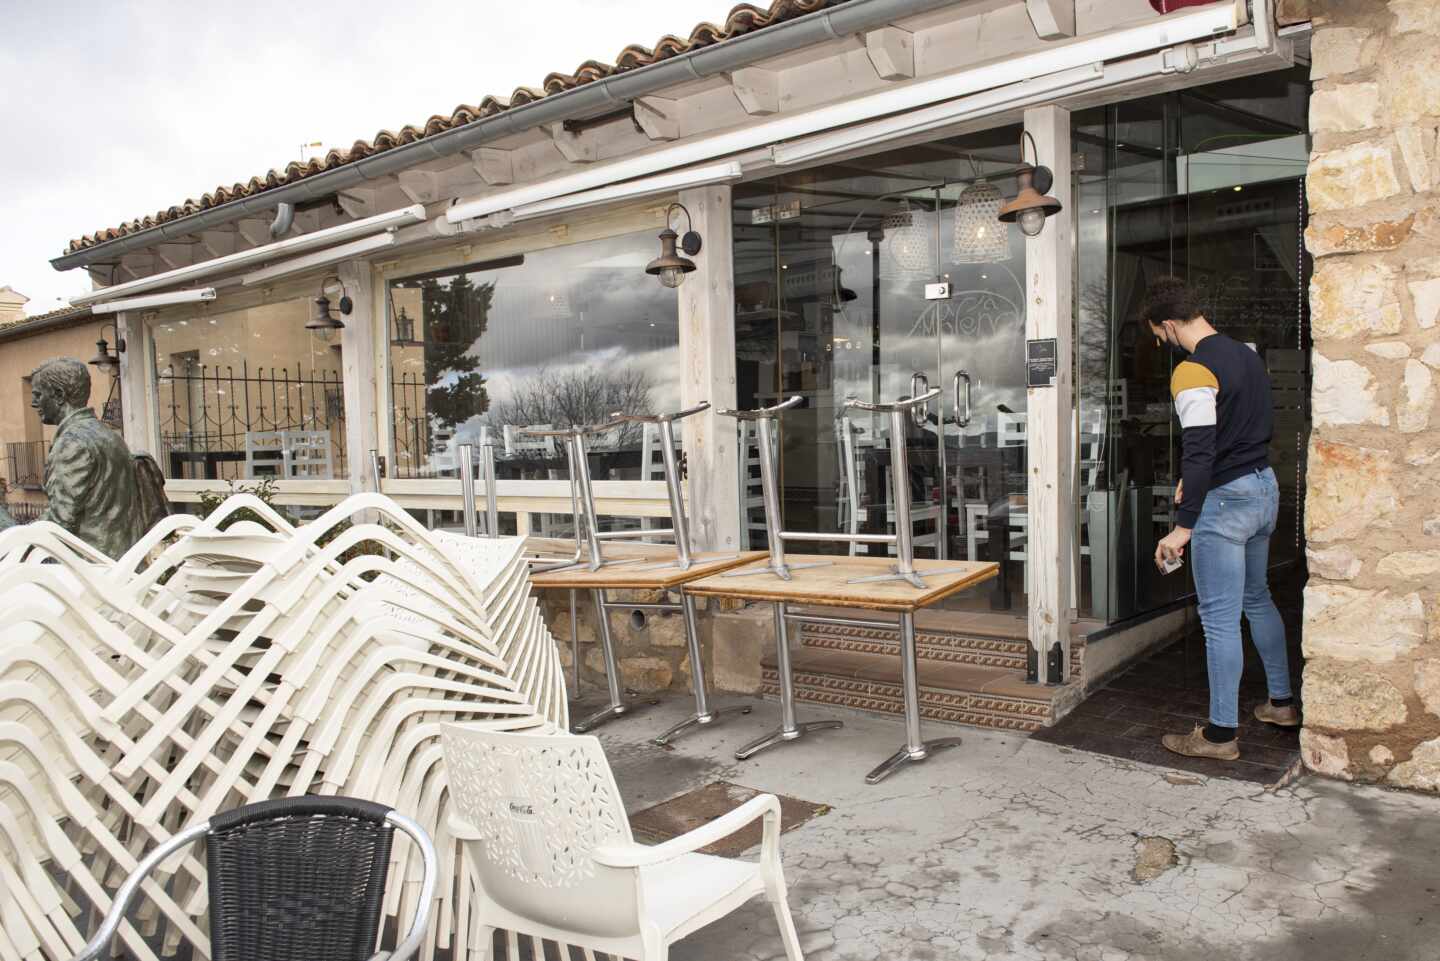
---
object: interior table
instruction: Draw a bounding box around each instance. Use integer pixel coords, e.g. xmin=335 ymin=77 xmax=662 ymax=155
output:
xmin=529 ymin=547 xmax=766 ymax=741
xmin=684 ymin=554 xmax=998 ymax=783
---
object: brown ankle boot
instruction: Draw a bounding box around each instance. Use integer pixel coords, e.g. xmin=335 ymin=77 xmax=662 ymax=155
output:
xmin=1253 ymin=702 xmax=1301 ymax=727
xmin=1161 ymin=725 xmax=1240 ymax=760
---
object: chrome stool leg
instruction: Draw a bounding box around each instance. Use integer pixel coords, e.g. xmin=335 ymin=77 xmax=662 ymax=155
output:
xmin=866 ymin=610 xmax=961 ymax=783
xmin=653 ymin=593 xmax=751 ymax=745
xmin=735 ymin=602 xmax=842 ymax=760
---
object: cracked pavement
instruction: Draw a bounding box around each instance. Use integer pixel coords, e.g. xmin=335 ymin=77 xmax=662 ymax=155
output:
xmin=593 ymin=695 xmax=1440 ymax=961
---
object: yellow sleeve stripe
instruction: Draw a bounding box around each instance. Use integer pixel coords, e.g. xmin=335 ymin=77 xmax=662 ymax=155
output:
xmin=1170 ymin=361 xmax=1219 ymax=399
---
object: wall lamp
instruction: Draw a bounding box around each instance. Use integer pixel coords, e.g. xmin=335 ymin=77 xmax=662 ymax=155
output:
xmin=646 ymin=203 xmax=703 ymax=289
xmin=88 ymin=323 xmax=125 ymax=370
xmin=998 ymin=130 xmax=1063 ymax=237
xmin=308 ymin=275 xmax=352 ymax=335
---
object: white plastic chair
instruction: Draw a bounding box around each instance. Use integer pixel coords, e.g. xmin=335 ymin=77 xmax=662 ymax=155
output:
xmin=442 ymin=725 xmax=805 ymax=961
xmin=0 ymin=494 xmax=570 ymax=961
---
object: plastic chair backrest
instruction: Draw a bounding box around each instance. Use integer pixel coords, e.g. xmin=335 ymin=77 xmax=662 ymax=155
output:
xmin=441 ymin=725 xmax=640 ymax=937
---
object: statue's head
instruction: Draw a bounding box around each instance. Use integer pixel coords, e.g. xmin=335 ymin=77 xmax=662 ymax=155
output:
xmin=30 ymin=358 xmax=91 ymax=426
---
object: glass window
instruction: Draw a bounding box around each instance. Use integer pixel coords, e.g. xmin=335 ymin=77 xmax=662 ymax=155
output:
xmin=386 ymin=229 xmax=681 ymax=487
xmin=153 ymin=297 xmax=347 ymax=481
xmin=735 ymin=125 xmax=1031 ymax=614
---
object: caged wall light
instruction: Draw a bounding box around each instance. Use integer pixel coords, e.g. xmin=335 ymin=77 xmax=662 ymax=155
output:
xmin=998 ymin=131 xmax=1063 ymax=237
xmin=646 ymin=203 xmax=703 ymax=288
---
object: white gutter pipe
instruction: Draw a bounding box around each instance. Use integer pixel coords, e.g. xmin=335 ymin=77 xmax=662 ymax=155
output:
xmin=447 ymin=2 xmax=1242 ymax=224
xmin=69 ymin=204 xmax=425 ymax=306
xmin=239 ymin=231 xmax=399 ymax=285
xmin=91 ymin=288 xmax=217 ymax=314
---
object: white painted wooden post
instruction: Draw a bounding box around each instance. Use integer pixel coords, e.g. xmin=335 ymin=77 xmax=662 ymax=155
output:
xmin=338 ymin=260 xmax=380 ymax=494
xmin=1023 ymin=105 xmax=1074 ymax=685
xmin=677 ymin=185 xmax=740 ymax=553
xmin=115 ymin=310 xmax=158 ymax=456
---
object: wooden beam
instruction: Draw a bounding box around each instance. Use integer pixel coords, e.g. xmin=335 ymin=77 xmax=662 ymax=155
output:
xmin=116 ymin=310 xmax=158 ymax=456
xmin=398 ymin=169 xmax=444 ymax=204
xmin=199 ymin=229 xmax=238 ymax=259
xmin=677 ymin=184 xmax=741 ymax=552
xmin=154 ymin=242 xmax=194 ymax=270
xmin=546 ymin=122 xmax=598 ymax=163
xmin=729 ymin=68 xmax=780 ymax=116
xmin=1022 ymin=104 xmax=1074 ymax=686
xmin=469 ymin=147 xmax=513 ymax=185
xmin=119 ymin=253 xmax=154 ymax=280
xmin=337 ymin=259 xmax=380 ymax=495
xmin=864 ymin=27 xmax=916 ymax=80
xmin=236 ymin=219 xmax=271 ymax=247
xmin=634 ymin=96 xmax=682 ymax=141
xmin=1025 ymin=0 xmax=1075 ymax=40
xmin=335 ymin=188 xmax=376 ymax=220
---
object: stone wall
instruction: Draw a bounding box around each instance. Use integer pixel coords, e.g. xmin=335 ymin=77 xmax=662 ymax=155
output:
xmin=540 ymin=591 xmax=774 ymax=699
xmin=1302 ymin=0 xmax=1440 ymax=790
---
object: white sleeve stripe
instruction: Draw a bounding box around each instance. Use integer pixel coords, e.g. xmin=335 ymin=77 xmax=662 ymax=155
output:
xmin=1175 ymin=386 xmax=1217 ymax=428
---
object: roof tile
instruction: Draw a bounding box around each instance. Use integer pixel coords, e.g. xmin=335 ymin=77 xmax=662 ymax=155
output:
xmin=66 ymin=0 xmax=838 ymax=255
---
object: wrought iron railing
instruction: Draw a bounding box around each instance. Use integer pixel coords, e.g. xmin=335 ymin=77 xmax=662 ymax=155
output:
xmin=3 ymin=441 xmax=46 ymax=490
xmin=157 ymin=362 xmax=346 ymax=480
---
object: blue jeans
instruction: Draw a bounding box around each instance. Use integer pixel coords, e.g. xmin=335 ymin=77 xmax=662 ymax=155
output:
xmin=1190 ymin=467 xmax=1291 ymax=728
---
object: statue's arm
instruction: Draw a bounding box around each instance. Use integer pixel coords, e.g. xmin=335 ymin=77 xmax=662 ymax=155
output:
xmin=39 ymin=436 xmax=94 ymax=532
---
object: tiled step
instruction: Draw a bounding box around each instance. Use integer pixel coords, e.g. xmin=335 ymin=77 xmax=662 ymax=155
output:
xmin=794 ymin=610 xmax=1085 ymax=679
xmin=761 ymin=647 xmax=1084 ymax=734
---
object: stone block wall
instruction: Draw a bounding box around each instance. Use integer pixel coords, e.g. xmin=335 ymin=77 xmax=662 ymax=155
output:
xmin=539 ymin=591 xmax=773 ymax=698
xmin=1302 ymin=0 xmax=1440 ymax=790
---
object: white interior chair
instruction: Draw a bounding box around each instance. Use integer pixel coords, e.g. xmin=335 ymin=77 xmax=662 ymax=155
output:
xmin=442 ymin=725 xmax=805 ymax=961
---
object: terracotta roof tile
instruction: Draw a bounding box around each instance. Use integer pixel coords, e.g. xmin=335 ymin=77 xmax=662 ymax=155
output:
xmin=66 ymin=0 xmax=838 ymax=255
xmin=0 ymin=303 xmax=92 ymax=335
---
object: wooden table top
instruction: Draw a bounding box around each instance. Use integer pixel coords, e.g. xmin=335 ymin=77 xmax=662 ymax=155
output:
xmin=527 ymin=542 xmax=766 ymax=591
xmin=682 ymin=554 xmax=999 ymax=613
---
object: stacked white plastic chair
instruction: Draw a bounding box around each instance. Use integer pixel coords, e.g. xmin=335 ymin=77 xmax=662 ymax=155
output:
xmin=0 ymin=492 xmax=566 ymax=961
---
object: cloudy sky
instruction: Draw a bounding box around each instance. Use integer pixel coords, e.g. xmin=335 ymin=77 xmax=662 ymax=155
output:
xmin=0 ymin=0 xmax=737 ymax=315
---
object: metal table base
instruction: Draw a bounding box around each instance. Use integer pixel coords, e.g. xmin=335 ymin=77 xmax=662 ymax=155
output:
xmin=571 ymin=589 xmax=658 ymax=732
xmin=864 ymin=610 xmax=961 ymax=784
xmin=570 ymin=588 xmax=752 ymax=743
xmin=735 ymin=602 xmax=843 ymax=760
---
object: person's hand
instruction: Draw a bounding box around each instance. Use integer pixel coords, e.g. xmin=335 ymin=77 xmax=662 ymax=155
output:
xmin=1155 ymin=526 xmax=1191 ymax=571
xmin=1175 ymin=479 xmax=1184 ymax=504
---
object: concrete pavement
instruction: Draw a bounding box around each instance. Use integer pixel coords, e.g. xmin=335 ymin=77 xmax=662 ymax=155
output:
xmin=592 ymin=695 xmax=1440 ymax=961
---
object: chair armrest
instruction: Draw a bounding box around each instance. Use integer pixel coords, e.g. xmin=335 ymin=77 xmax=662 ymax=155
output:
xmin=446 ymin=814 xmax=484 ymax=841
xmin=592 ymin=794 xmax=781 ymax=868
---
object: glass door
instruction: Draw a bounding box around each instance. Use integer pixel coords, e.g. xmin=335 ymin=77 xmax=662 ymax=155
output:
xmin=732 ymin=124 xmax=1030 ymax=613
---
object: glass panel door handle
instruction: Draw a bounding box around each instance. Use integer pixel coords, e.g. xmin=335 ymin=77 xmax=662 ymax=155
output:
xmin=953 ymin=370 xmax=973 ymax=428
xmin=909 ymin=372 xmax=932 ymax=427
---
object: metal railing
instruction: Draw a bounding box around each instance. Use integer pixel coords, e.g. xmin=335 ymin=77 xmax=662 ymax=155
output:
xmin=3 ymin=441 xmax=47 ymax=490
xmin=157 ymin=361 xmax=346 ymax=480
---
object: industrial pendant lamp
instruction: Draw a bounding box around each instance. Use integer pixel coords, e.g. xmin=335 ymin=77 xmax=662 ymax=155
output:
xmin=308 ymin=274 xmax=352 ymax=338
xmin=646 ymin=203 xmax=703 ymax=288
xmin=953 ymin=156 xmax=1009 ymax=264
xmin=999 ymin=131 xmax=1063 ymax=237
xmin=88 ymin=323 xmax=125 ymax=370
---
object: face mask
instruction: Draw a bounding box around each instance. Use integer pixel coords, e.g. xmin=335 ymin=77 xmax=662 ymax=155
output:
xmin=1156 ymin=323 xmax=1189 ymax=360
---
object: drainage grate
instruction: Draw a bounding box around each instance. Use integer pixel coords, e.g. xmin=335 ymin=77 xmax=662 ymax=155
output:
xmin=629 ymin=780 xmax=829 ymax=858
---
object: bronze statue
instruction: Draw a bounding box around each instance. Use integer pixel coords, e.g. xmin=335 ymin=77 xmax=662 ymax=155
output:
xmin=0 ymin=359 xmax=145 ymax=558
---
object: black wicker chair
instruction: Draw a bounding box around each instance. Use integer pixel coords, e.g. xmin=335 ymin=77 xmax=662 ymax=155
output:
xmin=72 ymin=796 xmax=437 ymax=961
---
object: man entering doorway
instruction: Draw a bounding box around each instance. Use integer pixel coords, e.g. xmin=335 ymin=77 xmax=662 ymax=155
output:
xmin=1142 ymin=277 xmax=1298 ymax=761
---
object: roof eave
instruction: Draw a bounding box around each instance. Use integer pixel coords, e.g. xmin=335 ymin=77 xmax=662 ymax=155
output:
xmin=51 ymin=0 xmax=966 ymax=273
